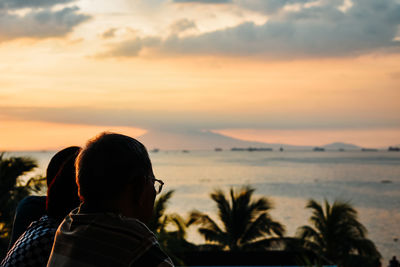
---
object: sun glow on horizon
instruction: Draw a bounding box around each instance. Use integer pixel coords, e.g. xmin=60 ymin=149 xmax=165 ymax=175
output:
xmin=0 ymin=120 xmax=146 ymax=151
xmin=0 ymin=0 xmax=399 ymax=149
xmin=0 ymin=53 xmax=399 ymax=149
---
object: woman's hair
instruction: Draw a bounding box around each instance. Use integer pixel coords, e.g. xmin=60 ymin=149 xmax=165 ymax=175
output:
xmin=46 ymin=146 xmax=81 ymax=186
xmin=46 ymin=146 xmax=81 ymax=219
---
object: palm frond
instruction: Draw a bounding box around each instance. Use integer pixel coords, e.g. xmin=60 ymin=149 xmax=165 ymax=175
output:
xmin=190 ymin=186 xmax=284 ymax=252
xmin=307 ymin=199 xmax=326 ymax=233
xmin=198 ymin=228 xmax=228 ymax=245
xmin=0 ymin=154 xmax=38 ymax=258
xmin=168 ymin=213 xmax=187 ymax=238
xmin=297 ymin=225 xmax=319 ymax=240
xmin=210 ymin=189 xmax=231 ymax=232
xmin=148 ymin=190 xmax=174 ymax=231
xmin=299 ymin=198 xmax=381 ymax=265
xmin=249 ymin=197 xmax=273 ymax=215
xmin=351 ymin=238 xmax=381 ymax=258
xmin=241 ymin=213 xmax=268 ymax=244
xmin=241 ymin=237 xmax=284 ymax=251
xmin=188 ymin=210 xmax=224 ymax=236
xmin=242 ymin=212 xmax=285 ymax=245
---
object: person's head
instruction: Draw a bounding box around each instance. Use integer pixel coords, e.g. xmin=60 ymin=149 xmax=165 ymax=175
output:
xmin=46 ymin=146 xmax=81 ymax=186
xmin=46 ymin=146 xmax=81 ymax=220
xmin=76 ymin=132 xmax=156 ymax=221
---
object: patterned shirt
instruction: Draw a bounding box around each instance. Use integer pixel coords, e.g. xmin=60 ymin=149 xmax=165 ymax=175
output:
xmin=8 ymin=196 xmax=47 ymax=250
xmin=47 ymin=208 xmax=174 ymax=267
xmin=1 ymin=215 xmax=60 ymax=267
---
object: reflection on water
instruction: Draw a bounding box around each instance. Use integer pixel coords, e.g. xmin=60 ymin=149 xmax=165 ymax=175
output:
xmin=7 ymin=150 xmax=400 ymax=262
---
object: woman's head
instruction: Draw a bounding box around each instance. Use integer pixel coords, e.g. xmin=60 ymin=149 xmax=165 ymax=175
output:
xmin=46 ymin=146 xmax=81 ymax=186
xmin=46 ymin=146 xmax=81 ymax=219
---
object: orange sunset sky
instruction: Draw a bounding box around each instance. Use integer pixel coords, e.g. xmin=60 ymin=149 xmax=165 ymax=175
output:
xmin=0 ymin=0 xmax=399 ymax=150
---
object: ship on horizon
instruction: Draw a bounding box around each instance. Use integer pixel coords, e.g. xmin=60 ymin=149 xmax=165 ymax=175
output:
xmin=231 ymin=147 xmax=273 ymax=152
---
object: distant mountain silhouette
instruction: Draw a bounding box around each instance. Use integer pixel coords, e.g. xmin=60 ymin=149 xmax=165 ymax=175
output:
xmin=137 ymin=130 xmax=312 ymax=150
xmin=322 ymin=142 xmax=361 ymax=150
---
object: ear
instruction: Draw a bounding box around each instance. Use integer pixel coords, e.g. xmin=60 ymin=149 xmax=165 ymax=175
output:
xmin=137 ymin=189 xmax=146 ymax=208
xmin=127 ymin=182 xmax=142 ymax=202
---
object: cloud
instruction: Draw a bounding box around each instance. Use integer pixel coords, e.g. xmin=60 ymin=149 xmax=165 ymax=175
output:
xmin=172 ymin=0 xmax=317 ymax=12
xmin=0 ymin=0 xmax=90 ymax=42
xmin=235 ymin=0 xmax=316 ymax=14
xmin=0 ymin=7 xmax=90 ymax=41
xmin=1 ymin=106 xmax=398 ymax=132
xmin=0 ymin=0 xmax=76 ymax=10
xmin=169 ymin=19 xmax=197 ymax=34
xmin=173 ymin=0 xmax=232 ymax=3
xmin=99 ymin=37 xmax=161 ymax=57
xmin=101 ymin=0 xmax=400 ymax=58
xmin=101 ymin=28 xmax=118 ymax=39
xmin=100 ymin=19 xmax=197 ymax=57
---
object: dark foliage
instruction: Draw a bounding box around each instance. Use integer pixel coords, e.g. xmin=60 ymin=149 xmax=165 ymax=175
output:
xmin=0 ymin=153 xmax=44 ymax=258
xmin=297 ymin=199 xmax=381 ymax=267
xmin=188 ymin=186 xmax=285 ymax=251
xmin=148 ymin=190 xmax=196 ymax=265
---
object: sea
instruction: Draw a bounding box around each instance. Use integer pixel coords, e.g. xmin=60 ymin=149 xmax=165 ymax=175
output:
xmin=7 ymin=150 xmax=400 ymax=264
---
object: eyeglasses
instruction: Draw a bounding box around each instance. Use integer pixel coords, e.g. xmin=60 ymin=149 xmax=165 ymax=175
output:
xmin=152 ymin=178 xmax=164 ymax=195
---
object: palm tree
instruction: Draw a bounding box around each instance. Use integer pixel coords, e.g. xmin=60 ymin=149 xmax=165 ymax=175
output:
xmin=188 ymin=186 xmax=285 ymax=251
xmin=148 ymin=190 xmax=188 ymax=241
xmin=297 ymin=199 xmax=381 ymax=267
xmin=148 ymin=190 xmax=176 ymax=234
xmin=148 ymin=190 xmax=196 ymax=265
xmin=0 ymin=153 xmax=39 ymax=257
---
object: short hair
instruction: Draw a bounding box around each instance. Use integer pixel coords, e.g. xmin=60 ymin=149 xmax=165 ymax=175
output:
xmin=76 ymin=132 xmax=152 ymax=207
xmin=46 ymin=146 xmax=81 ymax=219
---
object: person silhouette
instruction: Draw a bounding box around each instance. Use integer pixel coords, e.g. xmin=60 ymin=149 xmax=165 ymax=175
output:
xmin=390 ymin=256 xmax=400 ymax=267
xmin=47 ymin=133 xmax=173 ymax=267
xmin=2 ymin=146 xmax=81 ymax=267
xmin=7 ymin=147 xmax=81 ymax=248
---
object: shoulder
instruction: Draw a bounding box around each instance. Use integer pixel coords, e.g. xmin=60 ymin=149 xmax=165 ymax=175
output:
xmin=1 ymin=216 xmax=58 ymax=267
xmin=57 ymin=212 xmax=156 ymax=251
xmin=29 ymin=215 xmax=59 ymax=230
xmin=87 ymin=213 xmax=156 ymax=241
xmin=51 ymin=213 xmax=174 ymax=267
xmin=22 ymin=215 xmax=59 ymax=242
xmin=14 ymin=196 xmax=46 ymax=225
xmin=16 ymin=196 xmax=46 ymax=212
xmin=129 ymin=242 xmax=174 ymax=267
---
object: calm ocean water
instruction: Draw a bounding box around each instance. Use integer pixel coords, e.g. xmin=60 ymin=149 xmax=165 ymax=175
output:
xmin=8 ymin=150 xmax=400 ymax=263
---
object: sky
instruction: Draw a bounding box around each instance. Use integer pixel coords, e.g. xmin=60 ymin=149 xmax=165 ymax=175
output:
xmin=0 ymin=0 xmax=399 ymax=150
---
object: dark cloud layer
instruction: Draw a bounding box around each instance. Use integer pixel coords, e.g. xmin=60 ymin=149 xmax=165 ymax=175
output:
xmin=0 ymin=7 xmax=90 ymax=41
xmin=0 ymin=0 xmax=75 ymax=10
xmin=105 ymin=0 xmax=400 ymax=58
xmin=174 ymin=0 xmax=231 ymax=3
xmin=235 ymin=0 xmax=317 ymax=14
xmin=1 ymin=106 xmax=398 ymax=132
xmin=173 ymin=0 xmax=314 ymax=13
xmin=0 ymin=0 xmax=90 ymax=42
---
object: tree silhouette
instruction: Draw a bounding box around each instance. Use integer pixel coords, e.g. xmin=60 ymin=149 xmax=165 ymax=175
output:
xmin=0 ymin=153 xmax=43 ymax=258
xmin=297 ymin=199 xmax=381 ymax=267
xmin=148 ymin=190 xmax=196 ymax=265
xmin=189 ymin=186 xmax=285 ymax=251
